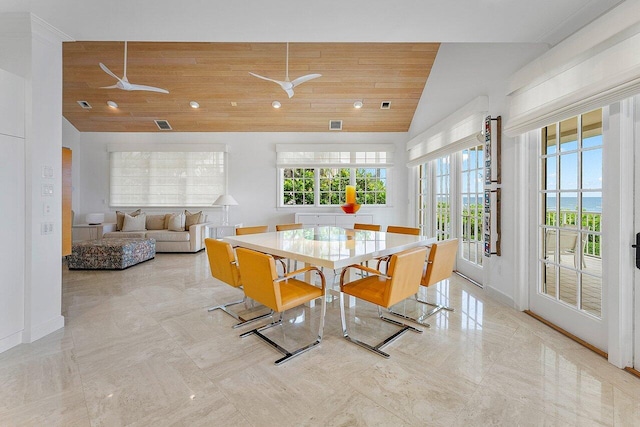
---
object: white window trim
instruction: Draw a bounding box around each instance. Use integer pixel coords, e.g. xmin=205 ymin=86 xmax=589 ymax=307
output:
xmin=276 ymin=144 xmax=394 ymax=208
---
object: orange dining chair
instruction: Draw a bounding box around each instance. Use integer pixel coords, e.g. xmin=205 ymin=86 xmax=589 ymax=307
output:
xmin=204 ymin=238 xmax=273 ymax=328
xmin=235 ymin=225 xmax=269 ymax=235
xmin=235 ymin=225 xmax=287 ymax=273
xmin=339 ymin=246 xmax=428 ymax=358
xmin=275 ymin=223 xmax=304 ymax=271
xmin=376 ymin=225 xmax=422 ymax=270
xmin=353 ymin=223 xmax=381 ymax=231
xmin=389 ymin=239 xmax=458 ymax=326
xmin=386 ymin=225 xmax=420 ymax=235
xmin=236 ymin=247 xmax=327 ymax=365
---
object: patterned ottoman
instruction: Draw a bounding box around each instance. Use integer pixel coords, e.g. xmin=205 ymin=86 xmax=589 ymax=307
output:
xmin=67 ymin=238 xmax=156 ymax=270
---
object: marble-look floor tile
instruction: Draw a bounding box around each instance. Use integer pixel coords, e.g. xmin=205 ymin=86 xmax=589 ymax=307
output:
xmin=0 ymin=252 xmax=637 ymax=426
xmin=0 ymin=389 xmax=91 ymax=427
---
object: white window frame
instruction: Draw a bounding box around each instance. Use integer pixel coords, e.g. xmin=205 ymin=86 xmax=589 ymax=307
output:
xmin=276 ymin=144 xmax=394 ymax=208
xmin=108 ymin=143 xmax=228 ymax=208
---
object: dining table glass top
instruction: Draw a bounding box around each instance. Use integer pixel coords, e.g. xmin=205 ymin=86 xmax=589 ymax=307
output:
xmin=223 ymin=226 xmax=435 ymax=270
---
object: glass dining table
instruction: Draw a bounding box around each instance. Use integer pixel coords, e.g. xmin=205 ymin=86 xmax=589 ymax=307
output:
xmin=223 ymin=226 xmax=435 ymax=272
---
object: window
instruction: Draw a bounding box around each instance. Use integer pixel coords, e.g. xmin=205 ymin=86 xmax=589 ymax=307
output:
xmin=109 ymin=143 xmax=227 ymax=207
xmin=277 ymin=144 xmax=394 ymax=207
xmin=417 ymin=155 xmax=451 ymax=241
xmin=460 ymin=145 xmax=484 ymax=266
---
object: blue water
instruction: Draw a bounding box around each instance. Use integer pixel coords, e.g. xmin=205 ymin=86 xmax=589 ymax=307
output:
xmin=545 ymin=196 xmax=601 ymax=213
xmin=457 ymin=196 xmax=602 ymax=213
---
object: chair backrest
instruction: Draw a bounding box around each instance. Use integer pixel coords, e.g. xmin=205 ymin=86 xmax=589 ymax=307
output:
xmin=353 ymin=223 xmax=381 ymax=231
xmin=276 ymin=223 xmax=303 ymax=231
xmin=236 ymin=225 xmax=269 ymax=235
xmin=421 ymin=239 xmax=458 ymax=287
xmin=383 ymin=246 xmax=428 ymax=307
xmin=204 ymin=238 xmax=241 ymax=288
xmin=386 ymin=225 xmax=420 ymax=236
xmin=235 ymin=248 xmax=281 ymax=311
xmin=545 ymin=229 xmax=578 ymax=254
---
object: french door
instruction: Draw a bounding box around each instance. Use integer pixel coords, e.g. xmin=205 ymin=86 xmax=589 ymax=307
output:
xmin=530 ymin=109 xmax=607 ymax=351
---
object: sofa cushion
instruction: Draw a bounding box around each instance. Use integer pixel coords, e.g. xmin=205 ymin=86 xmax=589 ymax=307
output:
xmin=146 ymin=214 xmax=166 ymax=230
xmin=116 ymin=209 xmax=141 ymax=231
xmin=185 ymin=210 xmax=203 ymax=231
xmin=122 ymin=212 xmax=147 ymax=231
xmin=167 ymin=213 xmax=186 ymax=231
xmin=146 ymin=230 xmax=190 ymax=242
xmin=104 ymin=231 xmax=146 ymax=239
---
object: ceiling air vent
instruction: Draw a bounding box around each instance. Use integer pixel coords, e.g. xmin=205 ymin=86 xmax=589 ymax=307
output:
xmin=154 ymin=119 xmax=172 ymax=130
xmin=77 ymin=100 xmax=92 ymax=109
xmin=380 ymin=101 xmax=391 ymax=109
xmin=329 ymin=120 xmax=343 ymax=131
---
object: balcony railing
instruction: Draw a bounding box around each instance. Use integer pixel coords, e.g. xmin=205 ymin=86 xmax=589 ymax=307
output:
xmin=545 ymin=210 xmax=601 ymax=258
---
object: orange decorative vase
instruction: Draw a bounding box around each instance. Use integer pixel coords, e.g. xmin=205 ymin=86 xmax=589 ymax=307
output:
xmin=341 ymin=203 xmax=361 ymax=214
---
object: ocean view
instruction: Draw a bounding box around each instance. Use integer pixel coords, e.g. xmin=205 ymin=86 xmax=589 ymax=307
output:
xmin=545 ymin=196 xmax=602 ymax=213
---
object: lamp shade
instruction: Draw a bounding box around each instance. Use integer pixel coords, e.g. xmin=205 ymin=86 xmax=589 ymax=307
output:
xmin=213 ymin=194 xmax=238 ymax=206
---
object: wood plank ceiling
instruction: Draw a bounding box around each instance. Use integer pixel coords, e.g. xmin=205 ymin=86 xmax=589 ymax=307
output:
xmin=63 ymin=42 xmax=439 ymax=132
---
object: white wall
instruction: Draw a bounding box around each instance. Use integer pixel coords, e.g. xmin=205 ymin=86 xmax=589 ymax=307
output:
xmin=71 ymin=132 xmax=409 ymax=230
xmin=22 ymin=16 xmax=68 ymax=342
xmin=0 ymin=68 xmax=25 ymax=353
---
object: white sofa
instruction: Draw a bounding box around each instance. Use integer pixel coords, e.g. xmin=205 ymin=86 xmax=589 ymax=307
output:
xmin=102 ymin=211 xmax=213 ymax=253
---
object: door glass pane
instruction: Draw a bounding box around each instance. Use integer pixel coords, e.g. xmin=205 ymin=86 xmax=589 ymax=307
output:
xmin=544 ymin=125 xmax=557 ymax=155
xmin=545 ymin=157 xmax=556 ymax=190
xmin=582 ymin=149 xmax=602 ymax=190
xmin=560 ymin=153 xmax=578 ymax=190
xmin=559 ymin=117 xmax=578 ymax=152
xmin=558 ymin=269 xmax=578 ymax=308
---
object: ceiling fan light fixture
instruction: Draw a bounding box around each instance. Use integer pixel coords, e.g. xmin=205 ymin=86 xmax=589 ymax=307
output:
xmin=272 ymin=101 xmax=281 ymax=109
xmin=189 ymin=101 xmax=199 ymax=109
xmin=353 ymin=101 xmax=363 ymax=109
xmin=107 ymin=100 xmax=118 ymax=109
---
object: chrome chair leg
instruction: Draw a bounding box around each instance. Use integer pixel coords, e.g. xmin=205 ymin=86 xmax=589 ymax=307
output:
xmin=339 ymin=292 xmax=421 ymax=359
xmin=240 ymin=293 xmax=326 ymax=365
xmin=208 ymin=296 xmax=274 ymax=328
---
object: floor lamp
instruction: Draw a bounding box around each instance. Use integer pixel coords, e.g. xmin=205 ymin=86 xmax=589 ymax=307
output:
xmin=213 ymin=194 xmax=238 ymax=226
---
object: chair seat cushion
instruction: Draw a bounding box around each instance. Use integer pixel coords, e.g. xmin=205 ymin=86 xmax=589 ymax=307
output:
xmin=342 ymin=276 xmax=389 ymax=307
xmin=279 ymin=279 xmax=323 ymax=311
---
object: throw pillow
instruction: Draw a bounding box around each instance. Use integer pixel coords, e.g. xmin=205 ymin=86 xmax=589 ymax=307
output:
xmin=184 ymin=210 xmax=203 ymax=231
xmin=122 ymin=212 xmax=147 ymax=232
xmin=167 ymin=213 xmax=186 ymax=231
xmin=116 ymin=209 xmax=141 ymax=231
xmin=145 ymin=214 xmax=166 ymax=230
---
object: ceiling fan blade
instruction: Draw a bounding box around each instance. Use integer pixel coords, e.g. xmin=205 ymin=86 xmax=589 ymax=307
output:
xmin=249 ymin=72 xmax=287 ymax=86
xmin=126 ymin=83 xmax=169 ymax=94
xmin=100 ymin=84 xmax=119 ymax=89
xmin=99 ymin=62 xmax=122 ymax=82
xmin=291 ymin=73 xmax=322 ymax=87
xmin=284 ymin=88 xmax=294 ymax=98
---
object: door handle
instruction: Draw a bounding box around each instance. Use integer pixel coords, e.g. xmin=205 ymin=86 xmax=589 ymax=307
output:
xmin=633 ymin=232 xmax=640 ymax=269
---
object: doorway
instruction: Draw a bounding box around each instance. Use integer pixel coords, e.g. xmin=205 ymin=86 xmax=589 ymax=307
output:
xmin=530 ymin=109 xmax=606 ymax=351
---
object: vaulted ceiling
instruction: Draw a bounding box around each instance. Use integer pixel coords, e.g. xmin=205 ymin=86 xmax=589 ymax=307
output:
xmin=63 ymin=42 xmax=439 ymax=132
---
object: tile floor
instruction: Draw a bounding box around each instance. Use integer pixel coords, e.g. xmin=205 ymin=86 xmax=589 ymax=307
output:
xmin=1 ymin=252 xmax=639 ymax=426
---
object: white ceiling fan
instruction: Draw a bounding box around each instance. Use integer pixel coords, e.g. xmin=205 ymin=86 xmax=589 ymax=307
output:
xmin=249 ymin=42 xmax=321 ymax=98
xmin=99 ymin=41 xmax=169 ymax=94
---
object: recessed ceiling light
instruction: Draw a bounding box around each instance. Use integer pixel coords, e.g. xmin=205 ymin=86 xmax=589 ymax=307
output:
xmin=189 ymin=101 xmax=200 ymax=109
xmin=353 ymin=101 xmax=363 ymax=109
xmin=272 ymin=101 xmax=281 ymax=109
xmin=231 ymin=102 xmax=237 ymax=107
xmin=107 ymin=100 xmax=118 ymax=109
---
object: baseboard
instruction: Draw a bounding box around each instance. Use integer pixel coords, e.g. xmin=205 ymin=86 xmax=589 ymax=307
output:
xmin=26 ymin=315 xmax=65 ymax=343
xmin=0 ymin=330 xmax=23 ymax=354
xmin=483 ymin=284 xmax=515 ymax=308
